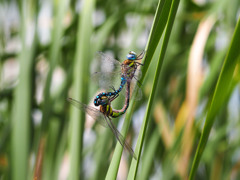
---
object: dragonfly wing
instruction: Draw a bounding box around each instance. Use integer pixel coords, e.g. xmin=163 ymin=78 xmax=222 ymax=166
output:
xmin=67 ymin=98 xmax=137 ymax=159
xmin=96 ymin=51 xmax=122 ymax=67
xmin=134 ymin=68 xmax=142 ymax=80
xmin=119 ymin=65 xmax=143 ymax=101
xmin=91 ymin=52 xmax=124 ymax=89
xmin=67 ymin=98 xmax=108 ymax=127
xmin=105 ymin=116 xmax=137 ymax=160
xmin=91 ymin=71 xmax=122 ymax=90
xmin=93 ymin=52 xmax=122 ymax=75
xmin=130 ymin=83 xmax=142 ymax=101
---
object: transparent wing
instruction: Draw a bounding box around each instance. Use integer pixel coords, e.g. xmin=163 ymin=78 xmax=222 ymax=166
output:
xmin=92 ymin=66 xmax=142 ymax=93
xmin=91 ymin=71 xmax=122 ymax=90
xmin=133 ymin=67 xmax=142 ymax=82
xmin=67 ymin=98 xmax=137 ymax=159
xmin=93 ymin=52 xmax=122 ymax=74
xmin=91 ymin=52 xmax=123 ymax=89
xmin=128 ymin=81 xmax=142 ymax=101
xmin=92 ymin=70 xmax=143 ymax=103
xmin=67 ymin=98 xmax=108 ymax=127
xmin=105 ymin=116 xmax=137 ymax=160
xmin=92 ymin=51 xmax=143 ymax=91
xmin=117 ymin=69 xmax=143 ymax=101
xmin=96 ymin=51 xmax=122 ymax=68
xmin=125 ymin=66 xmax=143 ymax=101
xmin=93 ymin=52 xmax=141 ymax=80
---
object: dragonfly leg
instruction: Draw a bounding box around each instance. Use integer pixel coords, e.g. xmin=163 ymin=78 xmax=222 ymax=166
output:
xmin=109 ymin=85 xmax=116 ymax=91
xmin=109 ymin=93 xmax=119 ymax=102
xmin=135 ymin=62 xmax=144 ymax=66
xmin=136 ymin=50 xmax=145 ymax=60
xmin=105 ymin=116 xmax=137 ymax=160
xmin=134 ymin=76 xmax=142 ymax=87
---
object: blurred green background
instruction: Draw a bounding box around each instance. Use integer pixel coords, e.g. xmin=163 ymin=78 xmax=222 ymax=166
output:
xmin=0 ymin=0 xmax=240 ymax=179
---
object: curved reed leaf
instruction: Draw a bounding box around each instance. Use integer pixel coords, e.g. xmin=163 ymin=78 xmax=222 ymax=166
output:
xmin=11 ymin=1 xmax=36 ymax=180
xmin=69 ymin=0 xmax=95 ymax=179
xmin=30 ymin=1 xmax=70 ymax=180
xmin=189 ymin=17 xmax=240 ymax=179
xmin=138 ymin=129 xmax=160 ymax=180
xmin=105 ymin=0 xmax=171 ymax=178
xmin=127 ymin=0 xmax=180 ymax=178
xmin=41 ymin=0 xmax=69 ymax=131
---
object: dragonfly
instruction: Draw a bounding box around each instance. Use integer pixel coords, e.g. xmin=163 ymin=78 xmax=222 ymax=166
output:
xmin=93 ymin=51 xmax=145 ymax=107
xmin=67 ymin=94 xmax=137 ymax=160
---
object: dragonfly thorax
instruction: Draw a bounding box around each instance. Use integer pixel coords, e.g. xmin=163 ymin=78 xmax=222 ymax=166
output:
xmin=100 ymin=104 xmax=112 ymax=117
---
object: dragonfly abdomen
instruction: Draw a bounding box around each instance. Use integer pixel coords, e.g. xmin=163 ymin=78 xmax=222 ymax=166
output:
xmin=93 ymin=75 xmax=127 ymax=106
xmin=116 ymin=76 xmax=127 ymax=92
xmin=112 ymin=81 xmax=130 ymax=115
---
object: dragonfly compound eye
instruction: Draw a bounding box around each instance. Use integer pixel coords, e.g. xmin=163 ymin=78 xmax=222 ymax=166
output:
xmin=126 ymin=51 xmax=137 ymax=60
xmin=94 ymin=98 xmax=101 ymax=106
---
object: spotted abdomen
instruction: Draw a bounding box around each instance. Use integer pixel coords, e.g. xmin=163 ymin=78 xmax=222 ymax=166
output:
xmin=94 ymin=75 xmax=127 ymax=106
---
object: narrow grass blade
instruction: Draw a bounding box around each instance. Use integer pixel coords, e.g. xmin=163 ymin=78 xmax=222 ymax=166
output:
xmin=33 ymin=1 xmax=70 ymax=179
xmin=42 ymin=119 xmax=60 ymax=180
xmin=199 ymin=49 xmax=226 ymax=100
xmin=91 ymin=130 xmax=112 ymax=180
xmin=141 ymin=0 xmax=172 ymax=79
xmin=138 ymin=128 xmax=160 ymax=180
xmin=41 ymin=0 xmax=69 ymax=131
xmin=68 ymin=0 xmax=95 ymax=179
xmin=11 ymin=1 xmax=36 ymax=179
xmin=127 ymin=0 xmax=180 ymax=178
xmin=189 ymin=17 xmax=240 ymax=179
xmin=105 ymin=0 xmax=172 ymax=179
xmin=33 ymin=136 xmax=46 ymax=180
xmin=52 ymin=124 xmax=69 ymax=180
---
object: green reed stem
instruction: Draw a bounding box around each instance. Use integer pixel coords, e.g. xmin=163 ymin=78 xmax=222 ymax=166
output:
xmin=69 ymin=0 xmax=95 ymax=179
xmin=127 ymin=0 xmax=180 ymax=178
xmin=41 ymin=0 xmax=69 ymax=132
xmin=105 ymin=0 xmax=173 ymax=179
xmin=189 ymin=17 xmax=240 ymax=180
xmin=11 ymin=1 xmax=36 ymax=179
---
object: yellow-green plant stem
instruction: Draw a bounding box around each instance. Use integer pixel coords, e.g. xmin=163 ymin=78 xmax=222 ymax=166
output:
xmin=189 ymin=17 xmax=240 ymax=180
xmin=128 ymin=0 xmax=180 ymax=178
xmin=69 ymin=0 xmax=95 ymax=179
xmin=11 ymin=0 xmax=36 ymax=179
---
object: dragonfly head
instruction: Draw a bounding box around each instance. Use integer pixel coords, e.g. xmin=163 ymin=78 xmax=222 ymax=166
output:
xmin=126 ymin=51 xmax=137 ymax=60
xmin=94 ymin=96 xmax=109 ymax=106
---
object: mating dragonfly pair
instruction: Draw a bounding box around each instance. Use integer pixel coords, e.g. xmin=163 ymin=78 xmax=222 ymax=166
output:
xmin=68 ymin=51 xmax=145 ymax=159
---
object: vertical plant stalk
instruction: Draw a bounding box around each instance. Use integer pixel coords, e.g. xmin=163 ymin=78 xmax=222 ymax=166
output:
xmin=189 ymin=17 xmax=240 ymax=179
xmin=154 ymin=102 xmax=173 ymax=149
xmin=105 ymin=0 xmax=172 ymax=178
xmin=176 ymin=16 xmax=215 ymax=178
xmin=69 ymin=0 xmax=95 ymax=179
xmin=41 ymin=0 xmax=69 ymax=131
xmin=34 ymin=1 xmax=69 ymax=179
xmin=33 ymin=136 xmax=46 ymax=180
xmin=11 ymin=0 xmax=36 ymax=180
xmin=138 ymin=128 xmax=160 ymax=180
xmin=127 ymin=0 xmax=180 ymax=178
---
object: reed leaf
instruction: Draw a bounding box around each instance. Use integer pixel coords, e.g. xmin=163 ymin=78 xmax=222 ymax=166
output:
xmin=69 ymin=0 xmax=95 ymax=179
xmin=189 ymin=17 xmax=240 ymax=179
xmin=11 ymin=1 xmax=36 ymax=180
